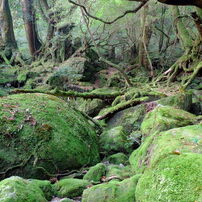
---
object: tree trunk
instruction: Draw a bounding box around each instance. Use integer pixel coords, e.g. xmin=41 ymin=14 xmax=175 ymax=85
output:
xmin=138 ymin=4 xmax=153 ymax=74
xmin=164 ymin=6 xmax=202 ymax=87
xmin=21 ymin=0 xmax=42 ymax=56
xmin=0 ymin=0 xmax=17 ymax=57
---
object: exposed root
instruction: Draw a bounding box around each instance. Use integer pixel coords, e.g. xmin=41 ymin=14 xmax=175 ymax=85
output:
xmin=156 ymin=40 xmax=202 ymax=88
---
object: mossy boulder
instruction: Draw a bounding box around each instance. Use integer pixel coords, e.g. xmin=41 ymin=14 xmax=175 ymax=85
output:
xmin=29 ymin=179 xmax=54 ymax=200
xmin=106 ymin=104 xmax=146 ymax=134
xmin=100 ymin=126 xmax=131 ymax=154
xmin=83 ymin=163 xmax=106 ymax=183
xmin=74 ymin=98 xmax=105 ymax=116
xmin=82 ymin=175 xmax=141 ymax=202
xmin=141 ymin=105 xmax=196 ymax=137
xmin=135 ymin=153 xmax=202 ymax=202
xmin=106 ymin=165 xmax=132 ymax=180
xmin=48 ymin=57 xmax=100 ymax=89
xmin=0 ymin=176 xmax=47 ymax=202
xmin=130 ymin=124 xmax=202 ymax=174
xmin=106 ymin=153 xmax=128 ymax=165
xmin=53 ymin=178 xmax=91 ymax=198
xmin=157 ymin=92 xmax=192 ymax=111
xmin=0 ymin=93 xmax=100 ymax=179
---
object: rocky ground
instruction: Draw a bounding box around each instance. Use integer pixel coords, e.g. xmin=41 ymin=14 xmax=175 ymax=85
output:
xmin=0 ymin=57 xmax=202 ymax=201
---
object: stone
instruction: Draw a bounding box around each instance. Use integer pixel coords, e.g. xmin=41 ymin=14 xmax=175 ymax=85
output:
xmin=0 ymin=176 xmax=47 ymax=202
xmin=141 ymin=105 xmax=196 ymax=137
xmin=99 ymin=126 xmax=131 ymax=154
xmin=136 ymin=153 xmax=202 ymax=202
xmin=82 ymin=175 xmax=141 ymax=202
xmin=53 ymin=178 xmax=91 ymax=198
xmin=106 ymin=153 xmax=128 ymax=165
xmin=0 ymin=93 xmax=100 ymax=179
xmin=83 ymin=163 xmax=106 ymax=183
xmin=130 ymin=124 xmax=202 ymax=174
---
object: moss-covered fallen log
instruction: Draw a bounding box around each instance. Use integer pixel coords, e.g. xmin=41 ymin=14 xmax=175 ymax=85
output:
xmin=11 ymin=88 xmax=123 ymax=100
xmin=94 ymin=96 xmax=149 ymax=120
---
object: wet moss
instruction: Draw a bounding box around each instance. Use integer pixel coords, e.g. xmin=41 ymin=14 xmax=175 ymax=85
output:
xmin=54 ymin=178 xmax=91 ymax=198
xmin=136 ymin=153 xmax=202 ymax=202
xmin=141 ymin=105 xmax=196 ymax=137
xmin=82 ymin=175 xmax=141 ymax=202
xmin=83 ymin=163 xmax=106 ymax=183
xmin=130 ymin=125 xmax=202 ymax=174
xmin=0 ymin=93 xmax=100 ymax=179
xmin=0 ymin=176 xmax=47 ymax=202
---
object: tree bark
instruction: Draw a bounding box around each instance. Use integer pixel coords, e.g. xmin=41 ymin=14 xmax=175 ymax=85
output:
xmin=21 ymin=0 xmax=42 ymax=56
xmin=0 ymin=0 xmax=17 ymax=56
xmin=138 ymin=4 xmax=153 ymax=75
xmin=158 ymin=0 xmax=202 ymax=8
xmin=129 ymin=0 xmax=202 ymax=8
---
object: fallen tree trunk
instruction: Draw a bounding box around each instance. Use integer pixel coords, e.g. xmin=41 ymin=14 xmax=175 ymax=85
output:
xmin=94 ymin=96 xmax=149 ymax=120
xmin=11 ymin=88 xmax=123 ymax=100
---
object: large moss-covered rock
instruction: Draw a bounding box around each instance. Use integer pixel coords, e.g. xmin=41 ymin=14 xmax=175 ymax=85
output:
xmin=54 ymin=178 xmax=91 ymax=198
xmin=130 ymin=124 xmax=202 ymax=174
xmin=136 ymin=153 xmax=202 ymax=202
xmin=29 ymin=179 xmax=54 ymax=200
xmin=82 ymin=175 xmax=141 ymax=202
xmin=74 ymin=98 xmax=105 ymax=116
xmin=106 ymin=153 xmax=128 ymax=165
xmin=48 ymin=57 xmax=100 ymax=89
xmin=106 ymin=165 xmax=132 ymax=180
xmin=0 ymin=93 xmax=100 ymax=179
xmin=100 ymin=126 xmax=131 ymax=154
xmin=83 ymin=163 xmax=106 ymax=183
xmin=0 ymin=176 xmax=47 ymax=202
xmin=141 ymin=105 xmax=196 ymax=137
xmin=106 ymin=104 xmax=146 ymax=134
xmin=157 ymin=92 xmax=192 ymax=111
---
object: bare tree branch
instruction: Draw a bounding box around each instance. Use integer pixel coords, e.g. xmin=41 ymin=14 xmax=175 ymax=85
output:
xmin=68 ymin=0 xmax=149 ymax=24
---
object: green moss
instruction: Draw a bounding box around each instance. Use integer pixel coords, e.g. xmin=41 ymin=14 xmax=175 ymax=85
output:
xmin=82 ymin=175 xmax=141 ymax=202
xmin=157 ymin=92 xmax=192 ymax=110
xmin=141 ymin=105 xmax=196 ymax=137
xmin=107 ymin=104 xmax=146 ymax=134
xmin=136 ymin=153 xmax=202 ymax=202
xmin=100 ymin=126 xmax=131 ymax=154
xmin=0 ymin=176 xmax=47 ymax=202
xmin=29 ymin=179 xmax=54 ymax=200
xmin=0 ymin=93 xmax=100 ymax=179
xmin=90 ymin=88 xmax=121 ymax=96
xmin=73 ymin=98 xmax=105 ymax=116
xmin=106 ymin=165 xmax=132 ymax=180
xmin=83 ymin=163 xmax=106 ymax=183
xmin=106 ymin=153 xmax=128 ymax=165
xmin=130 ymin=125 xmax=202 ymax=174
xmin=54 ymin=178 xmax=91 ymax=198
xmin=17 ymin=72 xmax=28 ymax=83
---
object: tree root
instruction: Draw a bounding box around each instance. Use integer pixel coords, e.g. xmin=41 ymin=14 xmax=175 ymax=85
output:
xmin=0 ymin=140 xmax=45 ymax=179
xmin=183 ymin=61 xmax=202 ymax=88
xmin=154 ymin=37 xmax=201 ymax=88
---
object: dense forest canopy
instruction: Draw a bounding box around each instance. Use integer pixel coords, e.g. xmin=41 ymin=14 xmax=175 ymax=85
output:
xmin=0 ymin=0 xmax=201 ymax=89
